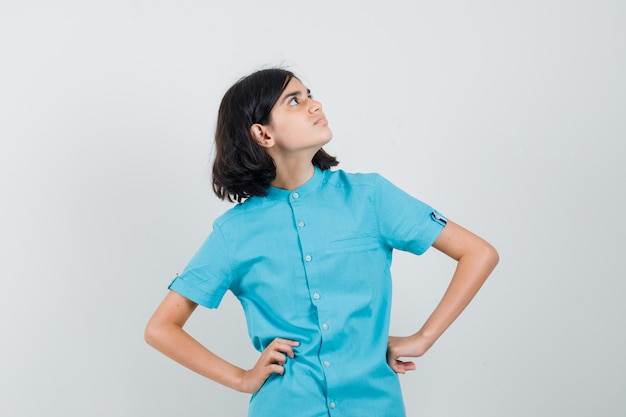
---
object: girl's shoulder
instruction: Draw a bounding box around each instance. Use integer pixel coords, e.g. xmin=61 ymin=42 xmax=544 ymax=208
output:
xmin=211 ymin=195 xmax=270 ymax=228
xmin=323 ymin=168 xmax=384 ymax=188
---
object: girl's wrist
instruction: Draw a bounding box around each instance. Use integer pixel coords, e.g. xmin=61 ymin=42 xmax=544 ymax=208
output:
xmin=411 ymin=330 xmax=437 ymax=355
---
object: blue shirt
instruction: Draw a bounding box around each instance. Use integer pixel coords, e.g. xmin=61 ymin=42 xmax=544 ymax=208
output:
xmin=169 ymin=168 xmax=447 ymax=417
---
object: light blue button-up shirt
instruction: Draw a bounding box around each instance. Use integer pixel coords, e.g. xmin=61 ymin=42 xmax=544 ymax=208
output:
xmin=169 ymin=168 xmax=446 ymax=417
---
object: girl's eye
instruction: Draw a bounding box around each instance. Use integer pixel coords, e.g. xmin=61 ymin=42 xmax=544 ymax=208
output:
xmin=289 ymin=97 xmax=299 ymax=106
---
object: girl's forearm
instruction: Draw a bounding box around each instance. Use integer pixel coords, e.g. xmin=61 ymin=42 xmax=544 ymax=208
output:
xmin=417 ymin=243 xmax=499 ymax=347
xmin=145 ymin=322 xmax=247 ymax=392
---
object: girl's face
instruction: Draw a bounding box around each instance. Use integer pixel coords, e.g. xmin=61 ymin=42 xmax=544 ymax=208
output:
xmin=260 ymin=77 xmax=332 ymax=157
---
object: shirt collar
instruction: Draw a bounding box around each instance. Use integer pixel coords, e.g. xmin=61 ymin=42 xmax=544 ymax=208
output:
xmin=265 ymin=166 xmax=324 ymax=201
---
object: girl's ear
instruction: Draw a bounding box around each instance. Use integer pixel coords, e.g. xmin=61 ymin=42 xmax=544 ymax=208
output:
xmin=250 ymin=124 xmax=274 ymax=148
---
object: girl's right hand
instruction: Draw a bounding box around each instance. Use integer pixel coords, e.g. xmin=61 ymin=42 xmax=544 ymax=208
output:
xmin=238 ymin=338 xmax=299 ymax=394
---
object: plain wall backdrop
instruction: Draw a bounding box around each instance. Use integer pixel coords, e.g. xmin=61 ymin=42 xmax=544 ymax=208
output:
xmin=1 ymin=1 xmax=624 ymax=416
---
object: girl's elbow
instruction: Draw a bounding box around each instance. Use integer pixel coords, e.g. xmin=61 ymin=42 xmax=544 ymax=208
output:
xmin=483 ymin=242 xmax=499 ymax=270
xmin=144 ymin=319 xmax=161 ymax=347
xmin=144 ymin=323 xmax=154 ymax=345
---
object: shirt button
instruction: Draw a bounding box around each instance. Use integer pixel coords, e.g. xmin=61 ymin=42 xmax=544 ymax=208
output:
xmin=312 ymin=293 xmax=320 ymax=300
xmin=329 ymin=402 xmax=336 ymax=409
xmin=321 ymin=323 xmax=329 ymax=330
xmin=292 ymin=192 xmax=299 ymax=199
xmin=305 ymin=255 xmax=312 ymax=262
xmin=297 ymin=220 xmax=305 ymax=227
xmin=323 ymin=361 xmax=330 ymax=367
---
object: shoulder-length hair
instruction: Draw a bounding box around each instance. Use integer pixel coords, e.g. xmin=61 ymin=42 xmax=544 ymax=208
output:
xmin=212 ymin=68 xmax=338 ymax=202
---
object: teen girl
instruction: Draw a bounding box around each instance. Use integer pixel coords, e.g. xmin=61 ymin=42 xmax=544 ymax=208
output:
xmin=145 ymin=68 xmax=499 ymax=417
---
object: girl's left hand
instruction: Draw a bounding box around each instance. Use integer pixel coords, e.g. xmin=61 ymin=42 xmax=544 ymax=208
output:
xmin=386 ymin=333 xmax=434 ymax=374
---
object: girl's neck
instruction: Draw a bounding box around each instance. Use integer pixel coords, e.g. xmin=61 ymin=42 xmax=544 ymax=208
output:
xmin=271 ymin=161 xmax=315 ymax=191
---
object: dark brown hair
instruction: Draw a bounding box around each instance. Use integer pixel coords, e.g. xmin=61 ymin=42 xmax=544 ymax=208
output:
xmin=212 ymin=68 xmax=338 ymax=202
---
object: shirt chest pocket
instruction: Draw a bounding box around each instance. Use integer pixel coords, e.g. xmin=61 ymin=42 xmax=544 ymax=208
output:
xmin=325 ymin=236 xmax=380 ymax=254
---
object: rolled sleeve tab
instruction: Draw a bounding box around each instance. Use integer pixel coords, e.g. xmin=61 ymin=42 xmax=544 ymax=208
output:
xmin=430 ymin=210 xmax=448 ymax=226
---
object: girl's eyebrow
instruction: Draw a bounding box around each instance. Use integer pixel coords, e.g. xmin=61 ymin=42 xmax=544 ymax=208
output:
xmin=281 ymin=88 xmax=312 ymax=103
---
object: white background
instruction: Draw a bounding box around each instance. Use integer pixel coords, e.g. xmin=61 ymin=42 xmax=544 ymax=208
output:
xmin=1 ymin=1 xmax=624 ymax=416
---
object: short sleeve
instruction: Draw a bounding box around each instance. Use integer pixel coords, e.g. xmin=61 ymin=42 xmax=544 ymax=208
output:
xmin=168 ymin=223 xmax=233 ymax=308
xmin=374 ymin=174 xmax=447 ymax=254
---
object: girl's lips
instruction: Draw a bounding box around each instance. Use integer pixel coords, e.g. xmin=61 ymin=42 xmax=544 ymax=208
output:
xmin=314 ymin=117 xmax=328 ymax=125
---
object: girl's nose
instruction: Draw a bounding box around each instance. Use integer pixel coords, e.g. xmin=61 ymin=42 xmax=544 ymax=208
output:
xmin=308 ymin=99 xmax=322 ymax=114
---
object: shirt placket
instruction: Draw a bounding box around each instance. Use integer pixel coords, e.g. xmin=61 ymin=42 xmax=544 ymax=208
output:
xmin=288 ymin=190 xmax=340 ymax=415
